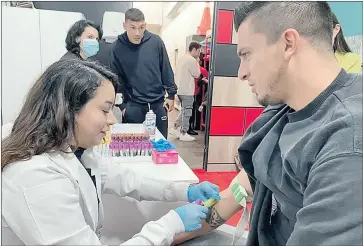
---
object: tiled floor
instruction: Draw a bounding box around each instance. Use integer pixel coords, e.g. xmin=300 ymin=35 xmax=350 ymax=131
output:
xmin=167 ymin=110 xmax=205 ymax=169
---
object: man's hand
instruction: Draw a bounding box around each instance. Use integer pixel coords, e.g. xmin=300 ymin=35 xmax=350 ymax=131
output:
xmin=187 ymin=182 xmax=221 ymax=203
xmin=168 ymin=99 xmax=175 ymax=112
xmin=122 ymin=108 xmax=126 ymax=116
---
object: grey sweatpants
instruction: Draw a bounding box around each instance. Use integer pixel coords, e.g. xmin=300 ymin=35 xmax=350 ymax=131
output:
xmin=174 ymin=95 xmax=194 ymax=133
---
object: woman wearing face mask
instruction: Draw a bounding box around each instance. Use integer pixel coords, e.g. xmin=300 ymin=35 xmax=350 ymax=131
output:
xmin=61 ymin=19 xmax=103 ymax=156
xmin=60 ymin=19 xmax=102 ymax=61
xmin=1 ymin=59 xmax=220 ymax=245
xmin=332 ymin=13 xmax=361 ymax=73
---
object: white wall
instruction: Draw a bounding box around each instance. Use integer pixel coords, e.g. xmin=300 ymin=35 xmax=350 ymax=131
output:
xmin=132 ymin=1 xmax=163 ymax=25
xmin=2 ymin=7 xmax=42 ymax=125
xmin=39 ymin=9 xmax=85 ymax=71
xmin=1 ymin=7 xmax=84 ymax=124
xmin=102 ymin=12 xmax=126 ymax=42
xmin=160 ymin=2 xmax=214 ymax=72
xmin=131 ymin=1 xmax=214 ymax=71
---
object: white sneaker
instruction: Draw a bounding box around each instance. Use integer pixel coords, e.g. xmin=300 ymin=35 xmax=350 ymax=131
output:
xmin=179 ymin=133 xmax=196 ymax=142
xmin=170 ymin=127 xmax=181 ymax=138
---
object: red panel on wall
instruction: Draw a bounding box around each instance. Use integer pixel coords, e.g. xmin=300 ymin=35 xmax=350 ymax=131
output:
xmin=245 ymin=108 xmax=264 ymax=130
xmin=216 ymin=10 xmax=233 ymax=44
xmin=210 ymin=107 xmax=246 ymax=136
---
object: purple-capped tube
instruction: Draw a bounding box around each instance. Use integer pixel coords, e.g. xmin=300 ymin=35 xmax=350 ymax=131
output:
xmin=125 ymin=142 xmax=130 ymax=157
xmin=133 ymin=142 xmax=137 ymax=156
xmin=114 ymin=142 xmax=118 ymax=157
xmin=119 ymin=142 xmax=124 ymax=157
xmin=123 ymin=142 xmax=128 ymax=157
xmin=138 ymin=143 xmax=141 ymax=156
xmin=148 ymin=142 xmax=153 ymax=156
xmin=118 ymin=142 xmax=123 ymax=157
xmin=112 ymin=142 xmax=116 ymax=156
xmin=118 ymin=142 xmax=121 ymax=156
xmin=135 ymin=143 xmax=139 ymax=156
xmin=141 ymin=142 xmax=146 ymax=156
xmin=130 ymin=143 xmax=136 ymax=157
xmin=114 ymin=143 xmax=118 ymax=157
xmin=122 ymin=142 xmax=126 ymax=157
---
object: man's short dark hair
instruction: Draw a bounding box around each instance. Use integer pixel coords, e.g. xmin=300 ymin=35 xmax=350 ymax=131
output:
xmin=233 ymin=1 xmax=333 ymax=50
xmin=125 ymin=8 xmax=145 ymax=22
xmin=189 ymin=41 xmax=202 ymax=52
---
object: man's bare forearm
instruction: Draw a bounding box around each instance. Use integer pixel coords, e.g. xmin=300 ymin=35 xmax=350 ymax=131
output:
xmin=173 ymin=169 xmax=253 ymax=245
xmin=172 ymin=189 xmax=237 ymax=245
xmin=206 ymin=206 xmax=226 ymax=229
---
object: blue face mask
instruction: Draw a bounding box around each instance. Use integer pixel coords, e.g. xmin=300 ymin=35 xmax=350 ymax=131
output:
xmin=81 ymin=39 xmax=99 ymax=57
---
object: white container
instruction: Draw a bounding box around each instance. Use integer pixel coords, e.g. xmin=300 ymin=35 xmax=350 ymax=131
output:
xmin=145 ymin=110 xmax=156 ymax=141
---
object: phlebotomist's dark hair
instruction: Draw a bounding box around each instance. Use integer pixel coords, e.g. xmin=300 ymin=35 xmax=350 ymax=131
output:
xmin=1 ymin=59 xmax=117 ymax=170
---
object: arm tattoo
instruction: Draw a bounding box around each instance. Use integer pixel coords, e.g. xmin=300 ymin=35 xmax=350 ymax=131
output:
xmin=206 ymin=206 xmax=226 ymax=229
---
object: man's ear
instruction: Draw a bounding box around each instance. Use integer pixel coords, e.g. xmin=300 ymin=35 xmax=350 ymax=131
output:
xmin=281 ymin=28 xmax=299 ymax=60
xmin=123 ymin=22 xmax=126 ymax=30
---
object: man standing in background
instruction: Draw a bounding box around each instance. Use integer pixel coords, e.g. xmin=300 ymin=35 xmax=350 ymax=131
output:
xmin=110 ymin=8 xmax=177 ymax=138
xmin=171 ymin=42 xmax=201 ymax=141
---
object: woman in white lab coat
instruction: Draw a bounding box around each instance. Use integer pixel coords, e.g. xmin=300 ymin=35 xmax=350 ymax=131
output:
xmin=1 ymin=59 xmax=221 ymax=245
xmin=60 ymin=19 xmax=102 ymax=61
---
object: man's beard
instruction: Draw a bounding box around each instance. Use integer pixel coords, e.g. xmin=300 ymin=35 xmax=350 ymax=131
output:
xmin=257 ymin=65 xmax=287 ymax=107
xmin=257 ymin=93 xmax=284 ymax=107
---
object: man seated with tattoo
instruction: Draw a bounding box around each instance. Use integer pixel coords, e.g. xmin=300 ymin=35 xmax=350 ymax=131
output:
xmin=174 ymin=1 xmax=362 ymax=246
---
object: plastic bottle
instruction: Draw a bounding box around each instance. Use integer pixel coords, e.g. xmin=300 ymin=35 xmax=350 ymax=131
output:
xmin=145 ymin=105 xmax=156 ymax=141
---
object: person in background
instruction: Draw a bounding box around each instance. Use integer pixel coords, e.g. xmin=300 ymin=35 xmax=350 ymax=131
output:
xmin=332 ymin=13 xmax=361 ymax=73
xmin=110 ymin=8 xmax=177 ymax=139
xmin=60 ymin=20 xmax=102 ymax=61
xmin=1 ymin=59 xmax=221 ymax=245
xmin=173 ymin=2 xmax=362 ymax=245
xmin=60 ymin=19 xmax=104 ymax=159
xmin=170 ymin=42 xmax=201 ymax=142
xmin=188 ymin=56 xmax=209 ymax=136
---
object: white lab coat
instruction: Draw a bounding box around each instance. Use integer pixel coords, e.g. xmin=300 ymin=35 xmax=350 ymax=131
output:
xmin=1 ymin=124 xmax=189 ymax=245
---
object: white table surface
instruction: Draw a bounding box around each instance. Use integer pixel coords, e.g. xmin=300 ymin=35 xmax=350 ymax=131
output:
xmin=101 ymin=123 xmax=199 ymax=243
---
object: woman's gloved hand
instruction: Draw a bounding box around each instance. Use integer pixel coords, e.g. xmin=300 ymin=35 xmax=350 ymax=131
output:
xmin=174 ymin=204 xmax=209 ymax=232
xmin=187 ymin=181 xmax=221 ymax=203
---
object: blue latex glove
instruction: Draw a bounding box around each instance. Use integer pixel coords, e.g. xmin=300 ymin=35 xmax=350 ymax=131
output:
xmin=151 ymin=139 xmax=176 ymax=152
xmin=187 ymin=181 xmax=221 ymax=203
xmin=174 ymin=204 xmax=209 ymax=232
